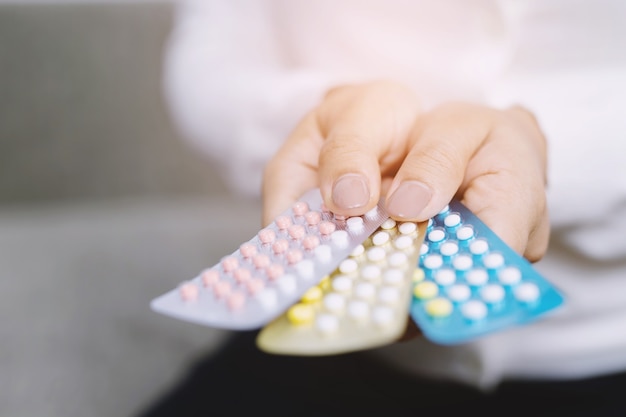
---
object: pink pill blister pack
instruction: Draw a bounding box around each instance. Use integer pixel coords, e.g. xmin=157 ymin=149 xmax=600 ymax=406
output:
xmin=150 ymin=188 xmax=389 ymax=330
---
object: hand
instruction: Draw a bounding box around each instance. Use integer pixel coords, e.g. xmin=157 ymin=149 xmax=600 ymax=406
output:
xmin=262 ymin=80 xmax=549 ymax=261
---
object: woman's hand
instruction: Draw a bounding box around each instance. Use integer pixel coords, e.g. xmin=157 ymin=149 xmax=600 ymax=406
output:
xmin=262 ymin=80 xmax=549 ymax=261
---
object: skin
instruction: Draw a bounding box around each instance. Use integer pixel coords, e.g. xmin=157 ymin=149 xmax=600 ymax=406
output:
xmin=262 ymin=80 xmax=549 ymax=340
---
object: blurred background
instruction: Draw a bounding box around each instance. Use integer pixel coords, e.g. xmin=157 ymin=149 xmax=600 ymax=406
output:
xmin=0 ymin=1 xmax=260 ymax=416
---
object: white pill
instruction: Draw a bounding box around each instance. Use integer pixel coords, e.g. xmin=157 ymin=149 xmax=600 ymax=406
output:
xmin=420 ymin=243 xmax=429 ymax=256
xmin=347 ymin=217 xmax=364 ymax=233
xmin=331 ymin=230 xmax=349 ymax=248
xmin=323 ymin=293 xmax=346 ymax=312
xmin=435 ymin=268 xmax=456 ymax=286
xmin=277 ymin=274 xmax=297 ymax=295
xmin=350 ymin=244 xmax=365 ymax=257
xmin=367 ymin=247 xmax=387 ymax=262
xmin=453 ymin=255 xmax=473 ymax=271
xmin=515 ymin=282 xmax=540 ymax=303
xmin=498 ymin=267 xmax=522 ymax=285
xmin=355 ymin=282 xmax=376 ymax=299
xmin=361 ymin=265 xmax=382 ymax=281
xmin=444 ymin=213 xmax=461 ymax=228
xmin=484 ymin=252 xmax=505 ymax=269
xmin=423 ymin=254 xmax=443 ymax=270
xmin=339 ymin=258 xmax=359 ymax=274
xmin=428 ymin=229 xmax=446 ymax=243
xmin=365 ymin=206 xmax=379 ymax=219
xmin=394 ymin=235 xmax=414 ymax=250
xmin=469 ymin=239 xmax=489 ymax=255
xmin=296 ymin=260 xmax=315 ymax=279
xmin=448 ymin=284 xmax=471 ymax=302
xmin=389 ymin=252 xmax=408 ymax=267
xmin=438 ymin=205 xmax=450 ymax=215
xmin=256 ymin=288 xmax=278 ymax=309
xmin=456 ymin=226 xmax=474 ymax=241
xmin=372 ymin=306 xmax=394 ymax=326
xmin=440 ymin=241 xmax=459 ymax=257
xmin=481 ymin=284 xmax=505 ymax=303
xmin=315 ymin=244 xmax=332 ymax=263
xmin=427 ymin=218 xmax=433 ymax=228
xmin=378 ymin=287 xmax=400 ymax=304
xmin=316 ymin=314 xmax=339 ymax=335
xmin=461 ymin=300 xmax=488 ymax=321
xmin=399 ymin=222 xmax=417 ymax=235
xmin=381 ymin=218 xmax=397 ymax=230
xmin=383 ymin=269 xmax=404 ymax=286
xmin=332 ymin=276 xmax=352 ymax=293
xmin=348 ymin=300 xmax=370 ymax=320
xmin=466 ymin=269 xmax=488 ymax=286
xmin=372 ymin=231 xmax=390 ymax=246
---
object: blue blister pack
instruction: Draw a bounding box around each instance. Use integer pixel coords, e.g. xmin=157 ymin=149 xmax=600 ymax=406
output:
xmin=409 ymin=200 xmax=565 ymax=344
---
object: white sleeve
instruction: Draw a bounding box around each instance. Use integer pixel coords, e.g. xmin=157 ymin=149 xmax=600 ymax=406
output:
xmin=163 ymin=0 xmax=336 ymax=197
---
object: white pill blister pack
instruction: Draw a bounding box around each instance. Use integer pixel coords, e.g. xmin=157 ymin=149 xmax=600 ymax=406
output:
xmin=150 ymin=188 xmax=389 ymax=330
xmin=410 ymin=200 xmax=565 ymax=345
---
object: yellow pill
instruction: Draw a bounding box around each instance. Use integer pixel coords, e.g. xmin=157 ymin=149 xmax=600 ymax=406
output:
xmin=412 ymin=268 xmax=425 ymax=283
xmin=287 ymin=303 xmax=315 ymax=325
xmin=301 ymin=286 xmax=323 ymax=303
xmin=413 ymin=281 xmax=438 ymax=299
xmin=319 ymin=276 xmax=331 ymax=292
xmin=425 ymin=297 xmax=453 ymax=318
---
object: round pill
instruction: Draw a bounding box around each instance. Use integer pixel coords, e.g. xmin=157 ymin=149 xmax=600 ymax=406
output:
xmin=256 ymin=288 xmax=278 ymax=309
xmin=365 ymin=206 xmax=379 ymax=219
xmin=305 ymin=211 xmax=321 ymax=226
xmin=423 ymin=254 xmax=443 ymax=270
xmin=514 ymin=282 xmax=540 ymax=303
xmin=447 ymin=284 xmax=471 ymax=302
xmin=394 ymin=235 xmax=414 ymax=250
xmin=318 ymin=221 xmax=337 ymax=235
xmin=239 ymin=243 xmax=257 ymax=259
xmin=331 ymin=230 xmax=349 ymax=248
xmin=213 ymin=281 xmax=232 ymax=298
xmin=372 ymin=231 xmax=390 ymax=246
xmin=484 ymin=252 xmax=505 ymax=269
xmin=361 ymin=265 xmax=382 ymax=281
xmin=285 ymin=249 xmax=303 ymax=265
xmin=315 ymin=244 xmax=332 ymax=263
xmin=347 ymin=217 xmax=364 ymax=233
xmin=348 ymin=300 xmax=370 ymax=320
xmin=399 ymin=222 xmax=417 ymax=235
xmin=469 ymin=239 xmax=489 ymax=255
xmin=379 ymin=287 xmax=400 ymax=304
xmin=339 ymin=258 xmax=359 ymax=274
xmin=435 ymin=268 xmax=456 ymax=286
xmin=420 ymin=243 xmax=429 ymax=256
xmin=272 ymin=239 xmax=289 ymax=255
xmin=425 ymin=298 xmax=453 ymax=318
xmin=277 ymin=274 xmax=297 ymax=295
xmin=253 ymin=254 xmax=270 ymax=269
xmin=367 ymin=247 xmax=387 ymax=262
xmin=227 ymin=291 xmax=246 ymax=310
xmin=265 ymin=264 xmax=284 ymax=281
xmin=355 ymin=282 xmax=376 ymax=300
xmin=453 ymin=255 xmax=473 ymax=271
xmin=302 ymin=235 xmax=320 ymax=250
xmin=388 ymin=252 xmax=408 ymax=267
xmin=233 ymin=268 xmax=251 ymax=284
xmin=443 ymin=213 xmax=461 ymax=228
xmin=381 ymin=218 xmax=397 ymax=230
xmin=499 ymin=266 xmax=522 ymax=285
xmin=456 ymin=225 xmax=474 ymax=241
xmin=301 ymin=286 xmax=323 ymax=303
xmin=332 ymin=276 xmax=352 ymax=293
xmin=320 ymin=203 xmax=330 ymax=213
xmin=334 ymin=214 xmax=346 ymax=222
xmin=287 ymin=303 xmax=314 ymax=325
xmin=292 ymin=201 xmax=309 ymax=216
xmin=481 ymin=284 xmax=505 ymax=304
xmin=466 ymin=269 xmax=488 ymax=286
xmin=297 ymin=260 xmax=315 ymax=278
xmin=461 ymin=300 xmax=488 ymax=321
xmin=316 ymin=314 xmax=339 ymax=335
xmin=221 ymin=256 xmax=239 ymax=272
xmin=245 ymin=278 xmax=264 ymax=295
xmin=350 ymin=244 xmax=365 ymax=257
xmin=383 ymin=269 xmax=404 ymax=286
xmin=323 ymin=293 xmax=346 ymax=313
xmin=413 ymin=268 xmax=425 ymax=283
xmin=179 ymin=282 xmax=199 ymax=301
xmin=438 ymin=204 xmax=450 ymax=215
xmin=201 ymin=269 xmax=220 ymax=288
xmin=288 ymin=225 xmax=306 ymax=240
xmin=372 ymin=306 xmax=394 ymax=326
xmin=428 ymin=228 xmax=446 ymax=243
xmin=274 ymin=215 xmax=292 ymax=230
xmin=319 ymin=275 xmax=331 ymax=291
xmin=258 ymin=228 xmax=276 ymax=244
xmin=413 ymin=281 xmax=438 ymax=299
xmin=440 ymin=241 xmax=459 ymax=257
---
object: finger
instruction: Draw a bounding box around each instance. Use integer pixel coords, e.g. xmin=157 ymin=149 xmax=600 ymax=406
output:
xmin=317 ymin=82 xmax=421 ymax=217
xmin=262 ymin=111 xmax=322 ymax=226
xmin=385 ymin=102 xmax=493 ymax=221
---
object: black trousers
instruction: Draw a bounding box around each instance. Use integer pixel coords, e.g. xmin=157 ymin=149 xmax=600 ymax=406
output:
xmin=138 ymin=331 xmax=626 ymax=417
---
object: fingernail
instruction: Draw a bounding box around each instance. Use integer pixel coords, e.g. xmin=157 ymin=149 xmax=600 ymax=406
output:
xmin=332 ymin=174 xmax=370 ymax=210
xmin=386 ymin=181 xmax=432 ymax=219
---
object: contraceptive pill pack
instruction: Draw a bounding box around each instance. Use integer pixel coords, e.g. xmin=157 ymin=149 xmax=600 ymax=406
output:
xmin=256 ymin=219 xmax=427 ymax=355
xmin=410 ymin=200 xmax=565 ymax=345
xmin=150 ymin=188 xmax=389 ymax=330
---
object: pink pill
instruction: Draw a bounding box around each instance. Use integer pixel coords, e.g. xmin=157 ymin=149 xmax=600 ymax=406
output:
xmin=253 ymin=254 xmax=270 ymax=269
xmin=288 ymin=225 xmax=306 ymax=240
xmin=272 ymin=239 xmax=290 ymax=255
xmin=302 ymin=235 xmax=320 ymax=250
xmin=221 ymin=257 xmax=239 ymax=272
xmin=239 ymin=243 xmax=257 ymax=259
xmin=286 ymin=249 xmax=303 ymax=265
xmin=305 ymin=211 xmax=321 ymax=226
xmin=233 ymin=268 xmax=251 ymax=284
xmin=266 ymin=263 xmax=285 ymax=281
xmin=201 ymin=269 xmax=220 ymax=288
xmin=246 ymin=278 xmax=265 ymax=295
xmin=179 ymin=282 xmax=199 ymax=301
xmin=274 ymin=215 xmax=292 ymax=230
xmin=320 ymin=203 xmax=331 ymax=213
xmin=334 ymin=214 xmax=346 ymax=222
xmin=227 ymin=291 xmax=246 ymax=310
xmin=292 ymin=201 xmax=309 ymax=216
xmin=318 ymin=221 xmax=336 ymax=235
xmin=213 ymin=281 xmax=231 ymax=299
xmin=258 ymin=228 xmax=276 ymax=244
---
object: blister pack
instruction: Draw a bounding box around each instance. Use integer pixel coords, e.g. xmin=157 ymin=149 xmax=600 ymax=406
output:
xmin=257 ymin=219 xmax=427 ymax=355
xmin=410 ymin=200 xmax=565 ymax=344
xmin=150 ymin=188 xmax=389 ymax=330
